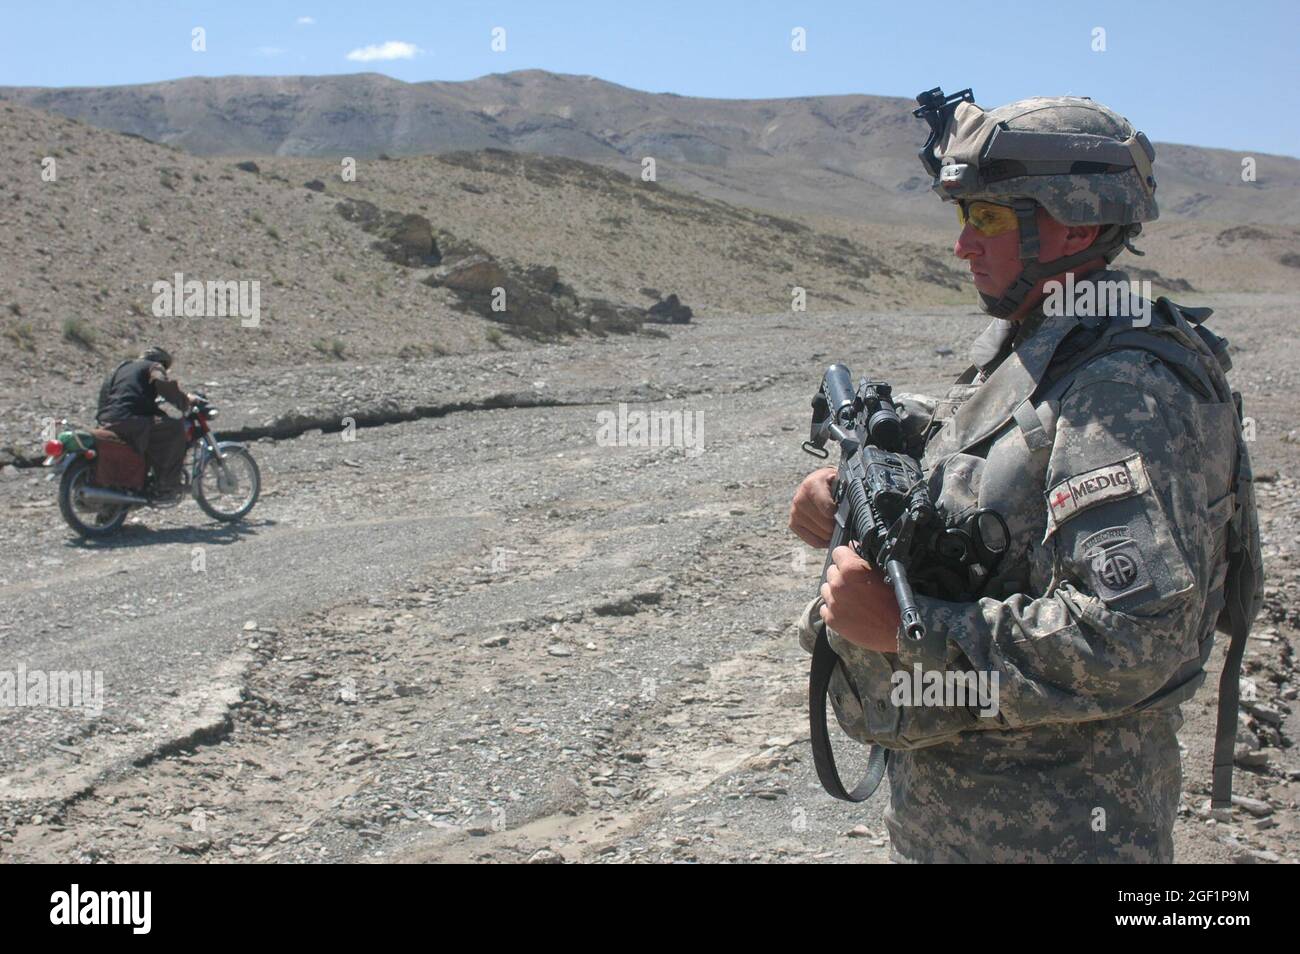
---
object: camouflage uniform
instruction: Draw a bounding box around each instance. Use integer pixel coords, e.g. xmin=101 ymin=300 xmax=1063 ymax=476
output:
xmin=796 ymin=268 xmax=1255 ymax=862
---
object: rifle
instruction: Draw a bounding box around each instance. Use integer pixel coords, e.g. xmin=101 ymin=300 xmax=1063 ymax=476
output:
xmin=800 ymin=363 xmax=1007 ymax=802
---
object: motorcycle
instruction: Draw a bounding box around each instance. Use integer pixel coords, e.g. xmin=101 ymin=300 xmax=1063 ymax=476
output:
xmin=42 ymin=394 xmax=261 ymax=538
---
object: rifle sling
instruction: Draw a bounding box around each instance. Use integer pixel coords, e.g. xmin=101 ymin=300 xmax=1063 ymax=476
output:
xmin=810 ymin=626 xmax=889 ymax=802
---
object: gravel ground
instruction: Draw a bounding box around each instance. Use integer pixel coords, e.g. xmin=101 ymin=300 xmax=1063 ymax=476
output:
xmin=0 ymin=299 xmax=1296 ymax=863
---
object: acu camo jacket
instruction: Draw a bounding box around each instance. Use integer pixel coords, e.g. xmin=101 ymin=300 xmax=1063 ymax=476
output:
xmin=797 ymin=269 xmax=1253 ymax=863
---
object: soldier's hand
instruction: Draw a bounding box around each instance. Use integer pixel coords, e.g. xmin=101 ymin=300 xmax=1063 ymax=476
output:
xmin=820 ymin=545 xmax=901 ymax=652
xmin=789 ymin=466 xmax=838 ymax=548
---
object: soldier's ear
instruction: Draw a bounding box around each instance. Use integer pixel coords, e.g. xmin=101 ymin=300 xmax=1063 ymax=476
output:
xmin=1063 ymin=224 xmax=1101 ymax=254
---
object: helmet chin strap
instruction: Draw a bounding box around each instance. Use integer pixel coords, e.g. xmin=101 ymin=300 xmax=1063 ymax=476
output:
xmin=977 ymin=199 xmax=1130 ymax=319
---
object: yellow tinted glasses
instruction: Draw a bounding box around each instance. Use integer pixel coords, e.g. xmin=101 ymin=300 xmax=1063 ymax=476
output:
xmin=957 ymin=200 xmax=1020 ymax=237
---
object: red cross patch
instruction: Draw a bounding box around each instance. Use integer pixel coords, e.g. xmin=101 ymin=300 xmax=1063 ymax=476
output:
xmin=1046 ymin=455 xmax=1148 ymax=527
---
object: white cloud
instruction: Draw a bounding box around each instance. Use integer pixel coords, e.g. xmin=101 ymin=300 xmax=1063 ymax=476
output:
xmin=297 ymin=16 xmax=315 ymax=25
xmin=345 ymin=40 xmax=422 ymax=62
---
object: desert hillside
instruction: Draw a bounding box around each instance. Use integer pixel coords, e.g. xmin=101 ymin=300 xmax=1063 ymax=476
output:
xmin=4 ymin=70 xmax=1298 ymax=227
xmin=3 ymin=96 xmax=1296 ymax=418
xmin=0 ymin=99 xmax=971 ymax=393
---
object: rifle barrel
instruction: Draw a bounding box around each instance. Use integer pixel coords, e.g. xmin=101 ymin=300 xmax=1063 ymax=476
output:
xmin=887 ymin=558 xmax=926 ymax=641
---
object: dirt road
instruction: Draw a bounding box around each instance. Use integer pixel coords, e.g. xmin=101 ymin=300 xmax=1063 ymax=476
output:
xmin=1 ymin=301 xmax=1295 ymax=863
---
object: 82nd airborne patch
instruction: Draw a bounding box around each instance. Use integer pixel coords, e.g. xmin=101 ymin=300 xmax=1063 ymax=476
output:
xmin=1079 ymin=526 xmax=1153 ymax=602
xmin=1046 ymin=454 xmax=1149 ymax=529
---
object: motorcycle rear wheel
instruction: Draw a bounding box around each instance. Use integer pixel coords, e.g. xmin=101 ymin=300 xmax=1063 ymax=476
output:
xmin=59 ymin=458 xmax=129 ymax=538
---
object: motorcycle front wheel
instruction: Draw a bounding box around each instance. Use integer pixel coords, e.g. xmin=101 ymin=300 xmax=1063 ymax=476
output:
xmin=58 ymin=458 xmax=129 ymax=538
xmin=193 ymin=443 xmax=261 ymax=522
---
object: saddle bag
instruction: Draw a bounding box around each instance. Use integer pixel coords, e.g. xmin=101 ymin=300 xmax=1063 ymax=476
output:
xmin=91 ymin=428 xmax=147 ymax=490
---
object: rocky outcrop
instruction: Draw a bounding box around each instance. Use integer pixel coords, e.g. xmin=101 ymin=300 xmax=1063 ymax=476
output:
xmin=580 ymin=297 xmax=645 ymax=333
xmin=335 ymin=199 xmax=440 ymax=267
xmin=428 ymin=255 xmax=508 ymax=294
xmin=424 ymin=255 xmax=647 ymax=339
xmin=645 ymin=293 xmax=693 ymax=324
xmin=334 ymin=198 xmax=689 ymax=339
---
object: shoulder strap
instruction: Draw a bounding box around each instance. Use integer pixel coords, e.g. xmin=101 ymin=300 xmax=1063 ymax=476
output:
xmin=1039 ymin=303 xmax=1222 ymax=406
xmin=1211 ymin=393 xmax=1265 ymax=808
xmin=1212 ymin=546 xmax=1255 ymax=808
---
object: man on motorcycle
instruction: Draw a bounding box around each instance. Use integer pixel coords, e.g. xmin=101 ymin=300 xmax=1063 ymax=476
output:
xmin=96 ymin=346 xmax=196 ymax=501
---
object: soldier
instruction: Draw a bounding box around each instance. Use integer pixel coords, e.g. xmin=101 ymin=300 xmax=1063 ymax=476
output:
xmin=788 ymin=92 xmax=1263 ymax=862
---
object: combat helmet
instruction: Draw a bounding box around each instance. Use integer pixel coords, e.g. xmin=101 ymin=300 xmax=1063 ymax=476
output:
xmin=914 ymin=87 xmax=1159 ymax=318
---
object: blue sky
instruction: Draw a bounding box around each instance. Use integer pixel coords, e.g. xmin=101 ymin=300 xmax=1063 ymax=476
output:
xmin=3 ymin=0 xmax=1297 ymax=156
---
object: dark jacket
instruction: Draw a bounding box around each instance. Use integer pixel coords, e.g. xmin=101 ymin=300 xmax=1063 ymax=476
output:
xmin=96 ymin=359 xmax=188 ymax=424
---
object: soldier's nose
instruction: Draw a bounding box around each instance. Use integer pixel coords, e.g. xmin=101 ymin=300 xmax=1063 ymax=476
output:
xmin=954 ymin=223 xmax=984 ymax=259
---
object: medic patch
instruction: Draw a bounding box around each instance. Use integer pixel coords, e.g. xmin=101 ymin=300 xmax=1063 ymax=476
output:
xmin=1079 ymin=526 xmax=1152 ymax=602
xmin=1046 ymin=454 xmax=1149 ymax=528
